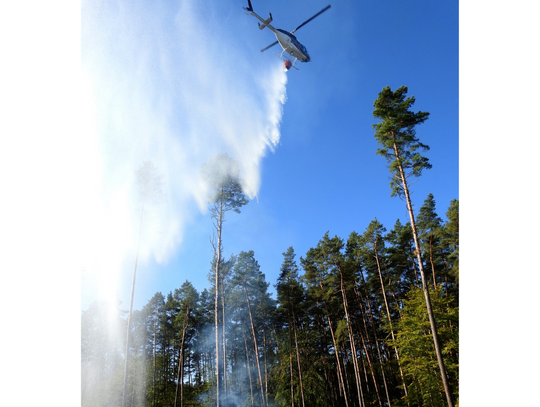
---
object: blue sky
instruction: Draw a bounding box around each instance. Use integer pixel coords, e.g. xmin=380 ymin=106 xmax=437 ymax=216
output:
xmin=79 ymin=0 xmax=458 ymax=312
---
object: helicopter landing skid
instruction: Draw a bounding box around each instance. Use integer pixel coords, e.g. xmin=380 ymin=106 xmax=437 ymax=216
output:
xmin=274 ymin=53 xmax=299 ymax=70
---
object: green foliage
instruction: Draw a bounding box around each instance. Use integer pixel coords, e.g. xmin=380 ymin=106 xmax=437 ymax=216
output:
xmin=82 ymin=83 xmax=460 ymax=407
xmin=372 ymin=86 xmax=431 ymax=197
xmin=443 ymin=199 xmax=459 ymax=284
xmin=82 ymin=196 xmax=459 ymax=407
xmin=202 ymin=153 xmax=249 ymax=217
xmin=384 ymin=219 xmax=418 ymax=293
xmin=83 ymin=172 xmax=459 ymax=407
xmin=388 ymin=286 xmax=459 ymax=406
xmin=334 ymin=319 xmax=349 ymax=347
xmin=417 ymin=194 xmax=443 ymax=235
xmin=417 ymin=193 xmax=445 ymax=287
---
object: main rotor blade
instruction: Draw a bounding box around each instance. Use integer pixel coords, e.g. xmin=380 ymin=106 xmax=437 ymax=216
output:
xmin=290 ymin=4 xmax=331 ymax=34
xmin=260 ymin=40 xmax=279 ymax=52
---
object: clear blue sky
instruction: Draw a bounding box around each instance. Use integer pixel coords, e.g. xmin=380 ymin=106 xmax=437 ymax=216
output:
xmin=80 ymin=0 xmax=458 ymax=312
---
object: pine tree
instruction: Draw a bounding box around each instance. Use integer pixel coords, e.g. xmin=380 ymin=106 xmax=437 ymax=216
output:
xmin=276 ymin=247 xmax=306 ymax=407
xmin=231 ymin=250 xmax=269 ymax=407
xmin=141 ymin=292 xmax=165 ymax=407
xmin=301 ymin=244 xmax=348 ymax=407
xmin=416 ymin=193 xmax=444 ymax=290
xmin=173 ymin=281 xmax=199 ymax=407
xmin=355 ymin=221 xmax=400 ymax=405
xmin=373 ymin=86 xmax=454 ymax=407
xmin=443 ymin=199 xmax=459 ymax=288
xmin=388 ymin=286 xmax=459 ymax=406
xmin=202 ymin=153 xmax=248 ymax=407
xmin=316 ymin=233 xmax=366 ymax=407
xmin=385 ymin=219 xmax=418 ymax=292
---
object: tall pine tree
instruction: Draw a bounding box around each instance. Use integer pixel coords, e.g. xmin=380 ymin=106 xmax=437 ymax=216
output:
xmin=202 ymin=153 xmax=248 ymax=407
xmin=373 ymin=86 xmax=453 ymax=407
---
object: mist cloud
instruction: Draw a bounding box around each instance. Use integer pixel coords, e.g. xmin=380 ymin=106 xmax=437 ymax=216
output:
xmin=81 ymin=0 xmax=287 ymax=303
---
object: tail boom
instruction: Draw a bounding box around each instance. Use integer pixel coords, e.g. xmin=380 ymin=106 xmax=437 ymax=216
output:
xmin=244 ymin=1 xmax=276 ymax=32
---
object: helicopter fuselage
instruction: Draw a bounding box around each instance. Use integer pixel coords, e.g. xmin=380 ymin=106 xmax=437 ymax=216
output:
xmin=274 ymin=29 xmax=310 ymax=62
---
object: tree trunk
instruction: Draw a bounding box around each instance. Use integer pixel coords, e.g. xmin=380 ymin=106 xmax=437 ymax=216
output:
xmin=392 ymin=139 xmax=454 ymax=407
xmin=335 ymin=262 xmax=365 ymax=407
xmin=220 ymin=276 xmax=227 ymax=403
xmin=354 ymin=285 xmax=387 ymax=407
xmin=429 ymin=233 xmax=437 ymax=289
xmin=372 ymin=239 xmax=406 ymax=401
xmin=244 ymin=286 xmax=266 ymax=407
xmin=262 ymin=321 xmax=269 ymax=407
xmin=288 ymin=317 xmax=295 ymax=407
xmin=123 ymin=201 xmax=144 ymax=407
xmin=355 ymin=312 xmax=382 ymax=406
xmin=180 ymin=331 xmax=186 ymax=407
xmin=341 ymin=348 xmax=353 ymax=403
xmin=359 ymin=344 xmax=370 ymax=392
xmin=319 ymin=283 xmax=349 ymax=407
xmin=382 ymin=262 xmax=403 ymax=320
xmin=243 ymin=325 xmax=255 ymax=407
xmin=291 ymin=307 xmax=305 ymax=407
xmin=152 ymin=316 xmax=157 ymax=407
xmin=214 ymin=195 xmax=223 ymax=407
xmin=175 ymin=306 xmax=190 ymax=407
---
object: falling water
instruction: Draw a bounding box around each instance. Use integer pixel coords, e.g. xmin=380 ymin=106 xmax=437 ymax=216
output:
xmin=81 ymin=0 xmax=287 ymax=405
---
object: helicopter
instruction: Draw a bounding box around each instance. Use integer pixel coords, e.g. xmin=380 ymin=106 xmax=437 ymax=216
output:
xmin=243 ymin=0 xmax=331 ymax=71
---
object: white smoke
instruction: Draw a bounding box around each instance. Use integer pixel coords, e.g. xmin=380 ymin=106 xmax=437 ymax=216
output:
xmin=81 ymin=0 xmax=287 ymax=306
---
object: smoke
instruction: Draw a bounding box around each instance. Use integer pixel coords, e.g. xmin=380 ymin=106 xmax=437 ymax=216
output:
xmin=81 ymin=0 xmax=287 ymax=306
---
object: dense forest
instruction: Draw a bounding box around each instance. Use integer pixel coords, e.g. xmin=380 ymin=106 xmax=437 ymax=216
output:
xmin=81 ymin=86 xmax=459 ymax=407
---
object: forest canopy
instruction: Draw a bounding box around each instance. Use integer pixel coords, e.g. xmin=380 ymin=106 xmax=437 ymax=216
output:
xmin=82 ymin=86 xmax=459 ymax=407
xmin=82 ymin=194 xmax=458 ymax=407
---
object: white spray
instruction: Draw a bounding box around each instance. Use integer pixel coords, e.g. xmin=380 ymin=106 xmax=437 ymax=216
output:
xmin=81 ymin=0 xmax=288 ymax=310
xmin=82 ymin=0 xmax=289 ymax=403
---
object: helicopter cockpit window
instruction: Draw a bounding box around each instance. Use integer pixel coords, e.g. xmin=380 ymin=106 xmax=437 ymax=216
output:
xmin=278 ymin=29 xmax=297 ymax=41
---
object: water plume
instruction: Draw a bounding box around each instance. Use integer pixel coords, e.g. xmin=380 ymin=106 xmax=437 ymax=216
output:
xmin=81 ymin=0 xmax=288 ymax=307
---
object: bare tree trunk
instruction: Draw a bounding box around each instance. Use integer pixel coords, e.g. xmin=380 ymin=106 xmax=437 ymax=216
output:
xmin=175 ymin=306 xmax=190 ymax=407
xmin=180 ymin=335 xmax=186 ymax=407
xmin=352 ymin=286 xmax=384 ymax=407
xmin=356 ymin=285 xmax=393 ymax=407
xmin=244 ymin=287 xmax=266 ymax=407
xmin=214 ymin=196 xmax=223 ymax=407
xmin=392 ymin=140 xmax=454 ymax=407
xmin=372 ymin=239 xmax=405 ymax=402
xmin=291 ymin=307 xmax=305 ymax=407
xmin=315 ymin=307 xmax=335 ymax=407
xmin=359 ymin=346 xmax=370 ymax=392
xmin=152 ymin=316 xmax=157 ymax=407
xmin=409 ymin=253 xmax=421 ymax=288
xmin=262 ymin=321 xmax=269 ymax=407
xmin=429 ymin=234 xmax=437 ymax=289
xmin=257 ymin=305 xmax=272 ymax=407
xmin=361 ymin=262 xmax=408 ymax=404
xmin=220 ymin=276 xmax=227 ymax=404
xmin=123 ymin=201 xmax=144 ymax=407
xmin=336 ymin=263 xmax=365 ymax=407
xmin=243 ymin=326 xmax=255 ymax=407
xmin=320 ymin=286 xmax=349 ymax=407
xmin=384 ymin=273 xmax=403 ymax=320
xmin=288 ymin=317 xmax=295 ymax=407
